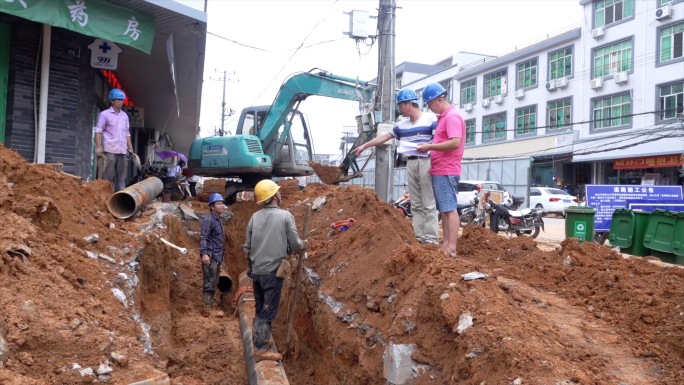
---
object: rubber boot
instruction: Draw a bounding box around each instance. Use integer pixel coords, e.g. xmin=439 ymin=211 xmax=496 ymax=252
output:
xmin=203 ymin=292 xmax=215 ymax=308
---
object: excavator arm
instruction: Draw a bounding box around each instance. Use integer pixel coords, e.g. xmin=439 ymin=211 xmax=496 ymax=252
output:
xmin=257 ymin=70 xmax=376 ymax=177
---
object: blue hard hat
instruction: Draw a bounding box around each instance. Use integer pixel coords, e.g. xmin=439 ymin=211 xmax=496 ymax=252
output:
xmin=208 ymin=193 xmax=225 ymax=205
xmin=422 ymin=83 xmax=446 ymax=104
xmin=108 ymin=88 xmax=125 ymax=100
xmin=396 ymin=88 xmax=418 ymax=104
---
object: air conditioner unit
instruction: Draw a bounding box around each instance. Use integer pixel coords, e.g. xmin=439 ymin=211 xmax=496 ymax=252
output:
xmin=464 ymin=103 xmax=473 ymax=112
xmin=481 ymin=98 xmax=490 ymax=108
xmin=655 ymin=4 xmax=672 ymax=21
xmin=590 ymin=77 xmax=603 ymax=90
xmin=515 ymin=89 xmax=525 ymax=99
xmin=591 ymin=26 xmax=605 ymax=39
xmin=556 ymin=77 xmax=569 ymax=88
xmin=494 ymin=94 xmax=504 ymax=104
xmin=546 ymin=81 xmax=556 ymax=91
xmin=614 ymin=71 xmax=629 ymax=84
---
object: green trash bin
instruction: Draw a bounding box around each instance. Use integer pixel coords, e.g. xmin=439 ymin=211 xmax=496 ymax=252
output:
xmin=565 ymin=206 xmax=597 ymax=242
xmin=608 ymin=209 xmax=651 ymax=256
xmin=643 ymin=209 xmax=679 ymax=254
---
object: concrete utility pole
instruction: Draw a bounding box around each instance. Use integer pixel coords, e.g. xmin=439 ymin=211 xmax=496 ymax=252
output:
xmin=374 ymin=0 xmax=396 ymax=202
xmin=211 ymin=70 xmax=238 ymax=136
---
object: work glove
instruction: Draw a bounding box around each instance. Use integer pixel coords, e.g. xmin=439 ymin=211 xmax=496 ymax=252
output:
xmin=301 ymin=239 xmax=309 ymax=250
xmin=95 ymin=147 xmax=104 ymax=158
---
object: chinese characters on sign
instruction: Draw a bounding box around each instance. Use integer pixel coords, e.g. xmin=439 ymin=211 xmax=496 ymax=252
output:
xmin=0 ymin=0 xmax=155 ymax=54
xmin=585 ymin=185 xmax=684 ymax=231
xmin=4 ymin=0 xmax=27 ymax=10
xmin=613 ymin=155 xmax=681 ymax=169
xmin=68 ymin=0 xmax=88 ymax=27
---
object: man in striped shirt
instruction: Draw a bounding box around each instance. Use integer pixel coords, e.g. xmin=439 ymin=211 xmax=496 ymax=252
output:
xmin=353 ymin=88 xmax=439 ymax=244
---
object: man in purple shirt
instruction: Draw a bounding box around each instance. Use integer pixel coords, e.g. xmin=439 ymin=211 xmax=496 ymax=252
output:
xmin=95 ymin=88 xmax=133 ymax=192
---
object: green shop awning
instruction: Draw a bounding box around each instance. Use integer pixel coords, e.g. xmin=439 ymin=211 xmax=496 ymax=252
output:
xmin=0 ymin=0 xmax=155 ymax=54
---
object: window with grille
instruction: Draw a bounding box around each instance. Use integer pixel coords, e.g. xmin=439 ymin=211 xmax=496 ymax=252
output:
xmin=465 ymin=119 xmax=476 ymax=144
xmin=484 ymin=69 xmax=507 ymax=98
xmin=483 ymin=112 xmax=506 ymax=142
xmin=549 ymin=47 xmax=572 ymax=80
xmin=659 ymin=22 xmax=683 ymax=64
xmin=592 ymin=93 xmax=631 ymax=130
xmin=595 ymin=0 xmax=634 ymax=28
xmin=593 ymin=39 xmax=633 ymax=78
xmin=439 ymin=79 xmax=453 ymax=102
xmin=516 ymin=58 xmax=537 ymax=90
xmin=460 ymin=79 xmax=476 ymax=105
xmin=515 ymin=106 xmax=537 ymax=136
xmin=547 ymin=98 xmax=572 ymax=129
xmin=658 ymin=81 xmax=684 ymax=120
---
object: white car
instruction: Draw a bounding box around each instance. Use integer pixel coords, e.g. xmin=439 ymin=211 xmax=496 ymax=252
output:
xmin=529 ymin=187 xmax=578 ymax=216
xmin=457 ymin=180 xmax=510 ymax=206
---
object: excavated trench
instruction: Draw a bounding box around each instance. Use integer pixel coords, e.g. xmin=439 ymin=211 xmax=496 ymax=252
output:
xmin=4 ymin=136 xmax=681 ymax=385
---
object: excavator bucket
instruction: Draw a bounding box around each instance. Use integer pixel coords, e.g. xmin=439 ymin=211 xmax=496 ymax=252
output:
xmin=308 ymin=161 xmax=346 ymax=185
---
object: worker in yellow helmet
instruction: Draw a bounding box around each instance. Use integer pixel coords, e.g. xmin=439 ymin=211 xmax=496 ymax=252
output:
xmin=243 ymin=179 xmax=308 ymax=361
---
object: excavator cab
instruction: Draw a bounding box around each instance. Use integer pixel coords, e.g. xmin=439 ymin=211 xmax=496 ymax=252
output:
xmin=236 ymin=106 xmax=313 ymax=178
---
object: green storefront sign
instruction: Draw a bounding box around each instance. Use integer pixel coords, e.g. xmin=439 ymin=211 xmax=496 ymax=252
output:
xmin=0 ymin=0 xmax=155 ymax=54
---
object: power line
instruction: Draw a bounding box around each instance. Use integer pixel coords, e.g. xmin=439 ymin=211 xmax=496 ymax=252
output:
xmin=251 ymin=0 xmax=340 ymax=105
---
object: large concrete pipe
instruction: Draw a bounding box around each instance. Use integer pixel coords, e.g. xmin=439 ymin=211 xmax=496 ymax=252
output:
xmin=234 ymin=271 xmax=290 ymax=385
xmin=107 ymin=177 xmax=163 ymax=219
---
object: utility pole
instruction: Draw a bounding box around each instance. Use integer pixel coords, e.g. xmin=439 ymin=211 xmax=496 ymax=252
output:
xmin=209 ymin=70 xmax=238 ymax=136
xmin=374 ymin=0 xmax=396 ymax=202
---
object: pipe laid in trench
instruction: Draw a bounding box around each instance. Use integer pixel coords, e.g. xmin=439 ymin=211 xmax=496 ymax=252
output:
xmin=107 ymin=177 xmax=163 ymax=219
xmin=235 ymin=271 xmax=290 ymax=385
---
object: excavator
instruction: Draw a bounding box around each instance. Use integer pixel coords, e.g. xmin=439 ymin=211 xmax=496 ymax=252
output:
xmin=187 ymin=69 xmax=381 ymax=202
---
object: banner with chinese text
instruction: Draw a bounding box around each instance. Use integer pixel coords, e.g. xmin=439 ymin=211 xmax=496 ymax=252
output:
xmin=0 ymin=0 xmax=154 ymax=54
xmin=614 ymin=154 xmax=682 ymax=170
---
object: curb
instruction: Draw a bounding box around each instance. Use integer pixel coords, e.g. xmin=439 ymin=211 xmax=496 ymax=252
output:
xmin=127 ymin=372 xmax=170 ymax=385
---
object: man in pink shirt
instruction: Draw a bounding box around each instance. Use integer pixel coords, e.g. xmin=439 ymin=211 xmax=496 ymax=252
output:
xmin=417 ymin=83 xmax=465 ymax=258
xmin=95 ymin=89 xmax=133 ymax=192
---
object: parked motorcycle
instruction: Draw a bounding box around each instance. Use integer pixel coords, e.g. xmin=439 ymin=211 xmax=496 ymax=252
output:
xmin=486 ymin=200 xmax=546 ymax=238
xmin=458 ymin=196 xmax=482 ymax=227
xmin=162 ymin=176 xmax=191 ymax=201
xmin=505 ymin=194 xmax=526 ymax=211
xmin=394 ymin=195 xmax=412 ymax=218
xmin=127 ymin=162 xmax=191 ymax=201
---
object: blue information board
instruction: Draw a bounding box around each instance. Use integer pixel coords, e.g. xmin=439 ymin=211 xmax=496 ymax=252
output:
xmin=626 ymin=199 xmax=684 ymax=213
xmin=585 ymin=185 xmax=684 ymax=231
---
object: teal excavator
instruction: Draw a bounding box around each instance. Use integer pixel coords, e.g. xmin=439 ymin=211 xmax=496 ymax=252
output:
xmin=188 ymin=69 xmax=380 ymax=202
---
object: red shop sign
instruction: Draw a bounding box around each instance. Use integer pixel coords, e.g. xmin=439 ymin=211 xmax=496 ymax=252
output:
xmin=613 ymin=154 xmax=682 ymax=170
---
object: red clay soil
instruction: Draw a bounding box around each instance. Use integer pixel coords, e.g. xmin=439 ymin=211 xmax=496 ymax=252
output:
xmin=308 ymin=161 xmax=343 ymax=185
xmin=1 ymin=143 xmax=683 ymax=385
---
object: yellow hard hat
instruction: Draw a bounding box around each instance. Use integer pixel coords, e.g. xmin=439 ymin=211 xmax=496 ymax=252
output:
xmin=254 ymin=179 xmax=280 ymax=204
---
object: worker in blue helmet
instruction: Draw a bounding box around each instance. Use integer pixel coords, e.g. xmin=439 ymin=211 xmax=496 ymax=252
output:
xmin=199 ymin=193 xmax=228 ymax=308
xmin=94 ymin=88 xmax=134 ymax=192
xmin=417 ymin=83 xmax=466 ymax=258
xmin=353 ymin=88 xmax=439 ymax=244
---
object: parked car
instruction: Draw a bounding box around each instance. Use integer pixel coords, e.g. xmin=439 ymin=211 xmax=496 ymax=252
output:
xmin=529 ymin=187 xmax=578 ymax=216
xmin=457 ymin=180 xmax=511 ymax=206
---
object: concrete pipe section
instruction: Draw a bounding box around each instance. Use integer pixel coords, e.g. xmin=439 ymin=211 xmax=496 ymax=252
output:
xmin=234 ymin=272 xmax=290 ymax=385
xmin=107 ymin=177 xmax=164 ymax=219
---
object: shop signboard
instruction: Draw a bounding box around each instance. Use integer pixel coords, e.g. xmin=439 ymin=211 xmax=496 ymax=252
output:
xmin=585 ymin=185 xmax=684 ymax=231
xmin=0 ymin=0 xmax=155 ymax=54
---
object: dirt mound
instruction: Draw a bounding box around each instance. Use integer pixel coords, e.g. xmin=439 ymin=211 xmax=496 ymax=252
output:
xmin=1 ymin=141 xmax=683 ymax=385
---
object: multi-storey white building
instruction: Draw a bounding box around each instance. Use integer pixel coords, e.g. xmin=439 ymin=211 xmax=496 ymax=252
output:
xmin=405 ymin=0 xmax=683 ymax=196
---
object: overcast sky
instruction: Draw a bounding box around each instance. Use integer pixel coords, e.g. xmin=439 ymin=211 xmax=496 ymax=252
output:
xmin=177 ymin=0 xmax=583 ymax=155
